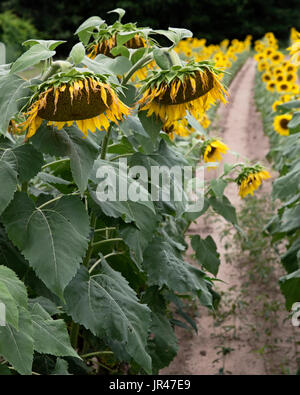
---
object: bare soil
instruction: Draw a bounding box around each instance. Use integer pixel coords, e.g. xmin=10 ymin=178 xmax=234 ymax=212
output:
xmin=162 ymin=59 xmax=300 ymax=375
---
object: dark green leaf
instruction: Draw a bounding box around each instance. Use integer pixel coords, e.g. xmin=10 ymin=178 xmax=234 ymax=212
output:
xmin=51 ymin=358 xmax=71 ymax=375
xmin=147 ymin=312 xmax=178 ymax=372
xmin=210 ymin=179 xmax=227 ymax=199
xmin=0 ymin=74 xmax=30 ymax=135
xmin=29 ymin=303 xmax=79 ymax=358
xmin=64 ymin=263 xmax=152 ymax=373
xmin=191 ymin=235 xmax=220 ymax=276
xmin=2 ymin=193 xmax=90 ymax=298
xmin=143 ymin=238 xmax=212 ymax=303
xmin=31 ymin=123 xmax=99 ymax=194
xmin=280 ymin=269 xmax=300 ymax=310
xmin=10 ymin=44 xmax=55 ymax=74
xmin=209 ymin=195 xmax=237 ymax=224
xmin=0 ymin=307 xmax=34 ymax=375
xmin=0 ymin=159 xmax=17 ymax=215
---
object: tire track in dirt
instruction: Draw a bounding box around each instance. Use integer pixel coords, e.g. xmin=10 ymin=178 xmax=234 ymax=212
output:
xmin=162 ymin=58 xmax=299 ymax=375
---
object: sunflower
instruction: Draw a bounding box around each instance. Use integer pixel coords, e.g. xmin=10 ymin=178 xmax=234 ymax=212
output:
xmin=276 ymin=81 xmax=292 ymax=93
xmin=200 ymin=114 xmax=211 ymax=129
xmin=275 ymin=74 xmax=284 ymax=83
xmin=262 ymin=72 xmax=272 ymax=83
xmin=138 ymin=62 xmax=228 ymax=122
xmin=20 ymin=71 xmax=130 ymax=138
xmin=237 ymin=166 xmax=271 ymax=198
xmin=272 ymin=100 xmax=283 ymax=112
xmin=271 ymin=52 xmax=284 ymax=64
xmin=273 ymin=114 xmax=292 ymax=136
xmin=254 ymin=53 xmax=266 ymax=62
xmin=88 ymin=33 xmax=146 ymax=59
xmin=162 ymin=119 xmax=191 ymax=139
xmin=291 ymin=85 xmax=300 ymax=94
xmin=8 ymin=119 xmax=23 ymax=135
xmin=266 ymin=81 xmax=276 ymax=92
xmin=286 ymin=72 xmax=297 ymax=83
xmin=258 ymin=61 xmax=270 ymax=72
xmin=280 ymin=94 xmax=291 ymax=102
xmin=285 ymin=64 xmax=297 ymax=73
xmin=203 ymin=139 xmax=228 ymax=166
xmin=273 ymin=67 xmax=284 ymax=75
xmin=264 ymin=48 xmax=275 ymax=58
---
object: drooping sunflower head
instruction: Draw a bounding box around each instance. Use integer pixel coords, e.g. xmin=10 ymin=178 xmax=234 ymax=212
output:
xmin=138 ymin=61 xmax=228 ymax=122
xmin=8 ymin=119 xmax=23 ymax=136
xmin=87 ymin=22 xmax=148 ymax=60
xmin=202 ymin=139 xmax=229 ymax=168
xmin=20 ymin=70 xmax=130 ymax=138
xmin=162 ymin=118 xmax=192 ymax=140
xmin=273 ymin=114 xmax=292 ymax=136
xmin=236 ymin=164 xmax=271 ymax=198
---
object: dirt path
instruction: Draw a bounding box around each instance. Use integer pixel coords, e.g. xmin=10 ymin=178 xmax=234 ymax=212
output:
xmin=162 ymin=58 xmax=300 ymax=375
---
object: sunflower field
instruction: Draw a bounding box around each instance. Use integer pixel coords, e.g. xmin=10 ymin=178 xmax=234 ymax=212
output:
xmin=254 ymin=30 xmax=300 ymax=311
xmin=0 ymin=6 xmax=298 ymax=377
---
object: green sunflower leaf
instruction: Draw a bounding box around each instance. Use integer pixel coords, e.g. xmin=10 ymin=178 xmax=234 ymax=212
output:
xmin=68 ymin=43 xmax=85 ymax=65
xmin=51 ymin=358 xmax=71 ymax=375
xmin=4 ymin=143 xmax=44 ymax=183
xmin=10 ymin=44 xmax=55 ymax=74
xmin=31 ymin=123 xmax=99 ymax=194
xmin=29 ymin=302 xmax=79 ymax=358
xmin=209 ymin=195 xmax=237 ymax=224
xmin=0 ymin=307 xmax=34 ymax=375
xmin=143 ymin=237 xmax=212 ymax=304
xmin=191 ymin=235 xmax=220 ymax=276
xmin=0 ymin=265 xmax=28 ymax=311
xmin=0 ymin=73 xmax=30 ymax=136
xmin=64 ymin=262 xmax=152 ymax=373
xmin=280 ymin=269 xmax=300 ymax=310
xmin=0 ymin=159 xmax=18 ymax=215
xmin=2 ymin=192 xmax=90 ymax=299
xmin=0 ymin=281 xmax=19 ymax=329
xmin=147 ymin=312 xmax=178 ymax=373
xmin=23 ymin=40 xmax=66 ymax=51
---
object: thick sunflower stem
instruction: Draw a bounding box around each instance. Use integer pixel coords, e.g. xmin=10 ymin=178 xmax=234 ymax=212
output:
xmin=70 ymin=322 xmax=80 ymax=350
xmin=123 ymin=53 xmax=153 ymax=85
xmin=101 ymin=126 xmax=112 ymax=160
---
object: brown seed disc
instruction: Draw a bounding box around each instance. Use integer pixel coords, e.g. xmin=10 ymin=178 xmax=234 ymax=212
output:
xmin=37 ymin=83 xmax=113 ymax=121
xmin=88 ymin=35 xmax=145 ymax=58
xmin=155 ymin=70 xmax=215 ymax=105
xmin=125 ymin=36 xmax=146 ymax=49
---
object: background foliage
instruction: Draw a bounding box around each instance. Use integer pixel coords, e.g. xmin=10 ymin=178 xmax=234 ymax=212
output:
xmin=1 ymin=0 xmax=299 ymax=57
xmin=0 ymin=11 xmax=37 ymax=62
